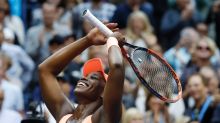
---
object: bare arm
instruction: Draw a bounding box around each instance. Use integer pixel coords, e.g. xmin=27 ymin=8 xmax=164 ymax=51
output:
xmin=38 ymin=37 xmax=91 ymax=120
xmin=38 ymin=23 xmax=118 ymax=121
xmin=103 ymin=34 xmax=125 ymax=123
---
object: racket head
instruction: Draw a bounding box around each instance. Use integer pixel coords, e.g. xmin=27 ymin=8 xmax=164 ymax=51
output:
xmin=121 ymin=43 xmax=182 ymax=103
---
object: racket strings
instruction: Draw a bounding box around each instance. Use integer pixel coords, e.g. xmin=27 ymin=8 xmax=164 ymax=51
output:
xmin=131 ymin=49 xmax=178 ymax=100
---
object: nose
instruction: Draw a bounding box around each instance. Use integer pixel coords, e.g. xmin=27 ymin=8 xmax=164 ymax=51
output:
xmin=80 ymin=77 xmax=88 ymax=81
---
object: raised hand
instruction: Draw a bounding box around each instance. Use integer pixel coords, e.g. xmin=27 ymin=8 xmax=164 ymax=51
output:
xmin=86 ymin=23 xmax=118 ymax=46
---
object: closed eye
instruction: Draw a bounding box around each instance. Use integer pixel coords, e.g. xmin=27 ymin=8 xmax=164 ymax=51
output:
xmin=91 ymin=75 xmax=99 ymax=80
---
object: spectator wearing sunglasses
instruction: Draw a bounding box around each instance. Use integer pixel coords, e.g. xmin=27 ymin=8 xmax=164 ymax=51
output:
xmin=181 ymin=36 xmax=219 ymax=90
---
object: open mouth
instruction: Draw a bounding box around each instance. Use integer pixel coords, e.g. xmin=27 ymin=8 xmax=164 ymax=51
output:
xmin=77 ymin=81 xmax=89 ymax=87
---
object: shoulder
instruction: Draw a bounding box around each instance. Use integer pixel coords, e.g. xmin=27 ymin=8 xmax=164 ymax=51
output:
xmin=1 ymin=80 xmax=21 ymax=91
xmin=3 ymin=43 xmax=25 ymax=53
xmin=27 ymin=25 xmax=43 ymax=34
xmin=4 ymin=16 xmax=22 ymax=24
xmin=54 ymin=23 xmax=72 ymax=36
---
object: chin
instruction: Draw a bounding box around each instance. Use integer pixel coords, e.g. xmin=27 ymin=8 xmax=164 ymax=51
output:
xmin=74 ymin=87 xmax=87 ymax=96
xmin=192 ymin=95 xmax=201 ymax=100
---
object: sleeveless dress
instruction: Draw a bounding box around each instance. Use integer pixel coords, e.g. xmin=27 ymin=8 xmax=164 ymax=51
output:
xmin=59 ymin=114 xmax=92 ymax=123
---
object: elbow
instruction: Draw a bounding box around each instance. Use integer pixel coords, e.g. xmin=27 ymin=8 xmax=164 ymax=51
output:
xmin=109 ymin=61 xmax=124 ymax=70
xmin=38 ymin=63 xmax=47 ymax=76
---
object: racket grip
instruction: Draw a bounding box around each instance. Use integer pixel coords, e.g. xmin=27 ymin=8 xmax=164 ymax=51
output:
xmin=107 ymin=37 xmax=119 ymax=49
xmin=83 ymin=10 xmax=114 ymax=37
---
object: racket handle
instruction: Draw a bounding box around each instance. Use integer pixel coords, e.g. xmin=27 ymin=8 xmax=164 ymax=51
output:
xmin=107 ymin=37 xmax=119 ymax=49
xmin=83 ymin=10 xmax=114 ymax=37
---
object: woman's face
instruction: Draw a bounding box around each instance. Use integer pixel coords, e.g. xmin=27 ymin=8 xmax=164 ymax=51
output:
xmin=195 ymin=41 xmax=212 ymax=60
xmin=208 ymin=77 xmax=219 ymax=94
xmin=74 ymin=72 xmax=105 ymax=103
xmin=188 ymin=75 xmax=207 ymax=101
xmin=131 ymin=17 xmax=145 ymax=35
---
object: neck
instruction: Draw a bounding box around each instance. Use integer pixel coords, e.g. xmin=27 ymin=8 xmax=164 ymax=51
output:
xmin=92 ymin=1 xmax=101 ymax=9
xmin=197 ymin=59 xmax=210 ymax=67
xmin=44 ymin=24 xmax=53 ymax=31
xmin=195 ymin=94 xmax=207 ymax=108
xmin=74 ymin=98 xmax=102 ymax=118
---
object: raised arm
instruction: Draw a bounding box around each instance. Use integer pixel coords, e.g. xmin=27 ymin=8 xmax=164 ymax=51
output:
xmin=103 ymin=33 xmax=125 ymax=123
xmin=38 ymin=23 xmax=118 ymax=121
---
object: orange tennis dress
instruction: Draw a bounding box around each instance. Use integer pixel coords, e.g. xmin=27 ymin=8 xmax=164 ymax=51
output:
xmin=59 ymin=114 xmax=92 ymax=123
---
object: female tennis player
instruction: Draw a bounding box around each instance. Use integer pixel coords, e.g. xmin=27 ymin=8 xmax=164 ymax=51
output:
xmin=38 ymin=23 xmax=125 ymax=123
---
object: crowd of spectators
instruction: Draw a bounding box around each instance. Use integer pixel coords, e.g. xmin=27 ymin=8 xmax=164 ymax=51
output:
xmin=0 ymin=0 xmax=220 ymax=123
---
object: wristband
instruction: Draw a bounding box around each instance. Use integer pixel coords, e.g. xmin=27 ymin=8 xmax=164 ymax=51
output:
xmin=107 ymin=37 xmax=119 ymax=50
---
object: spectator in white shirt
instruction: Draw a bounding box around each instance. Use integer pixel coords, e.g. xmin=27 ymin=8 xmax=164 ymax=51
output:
xmin=25 ymin=2 xmax=71 ymax=64
xmin=0 ymin=54 xmax=24 ymax=112
xmin=0 ymin=27 xmax=34 ymax=89
xmin=0 ymin=88 xmax=22 ymax=123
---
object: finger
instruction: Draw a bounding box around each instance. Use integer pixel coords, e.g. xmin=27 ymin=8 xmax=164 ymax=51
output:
xmin=102 ymin=21 xmax=109 ymax=24
xmin=106 ymin=23 xmax=118 ymax=29
xmin=112 ymin=28 xmax=119 ymax=32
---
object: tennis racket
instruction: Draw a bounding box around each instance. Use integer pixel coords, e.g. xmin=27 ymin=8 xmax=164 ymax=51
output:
xmin=83 ymin=10 xmax=182 ymax=103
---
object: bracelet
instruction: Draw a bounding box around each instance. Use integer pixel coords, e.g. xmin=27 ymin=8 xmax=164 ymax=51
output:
xmin=107 ymin=37 xmax=119 ymax=49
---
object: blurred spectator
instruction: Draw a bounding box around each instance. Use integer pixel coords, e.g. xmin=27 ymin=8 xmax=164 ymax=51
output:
xmin=73 ymin=0 xmax=116 ymax=38
xmin=0 ymin=0 xmax=25 ymax=45
xmin=199 ymin=67 xmax=219 ymax=96
xmin=123 ymin=108 xmax=144 ymax=123
xmin=184 ymin=73 xmax=220 ymax=123
xmin=0 ymin=52 xmax=24 ymax=113
xmin=122 ymin=79 xmax=139 ymax=109
xmin=0 ymin=27 xmax=34 ymax=89
xmin=32 ymin=0 xmax=61 ymax=26
xmin=0 ymin=89 xmax=22 ymax=123
xmin=181 ymin=36 xmax=219 ymax=89
xmin=32 ymin=0 xmax=77 ymax=29
xmin=206 ymin=0 xmax=220 ymax=48
xmin=196 ymin=23 xmax=208 ymax=37
xmin=111 ymin=0 xmax=154 ymax=30
xmin=164 ymin=27 xmax=199 ymax=76
xmin=126 ymin=11 xmax=157 ymax=48
xmin=161 ymin=0 xmax=203 ymax=50
xmin=25 ymin=2 xmax=71 ymax=64
xmin=145 ymin=94 xmax=175 ymax=123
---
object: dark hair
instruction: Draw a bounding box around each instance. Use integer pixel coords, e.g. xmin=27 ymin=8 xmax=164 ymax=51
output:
xmin=187 ymin=73 xmax=208 ymax=86
xmin=49 ymin=35 xmax=65 ymax=46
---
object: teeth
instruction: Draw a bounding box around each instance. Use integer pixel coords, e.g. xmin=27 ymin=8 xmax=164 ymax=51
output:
xmin=78 ymin=82 xmax=87 ymax=87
